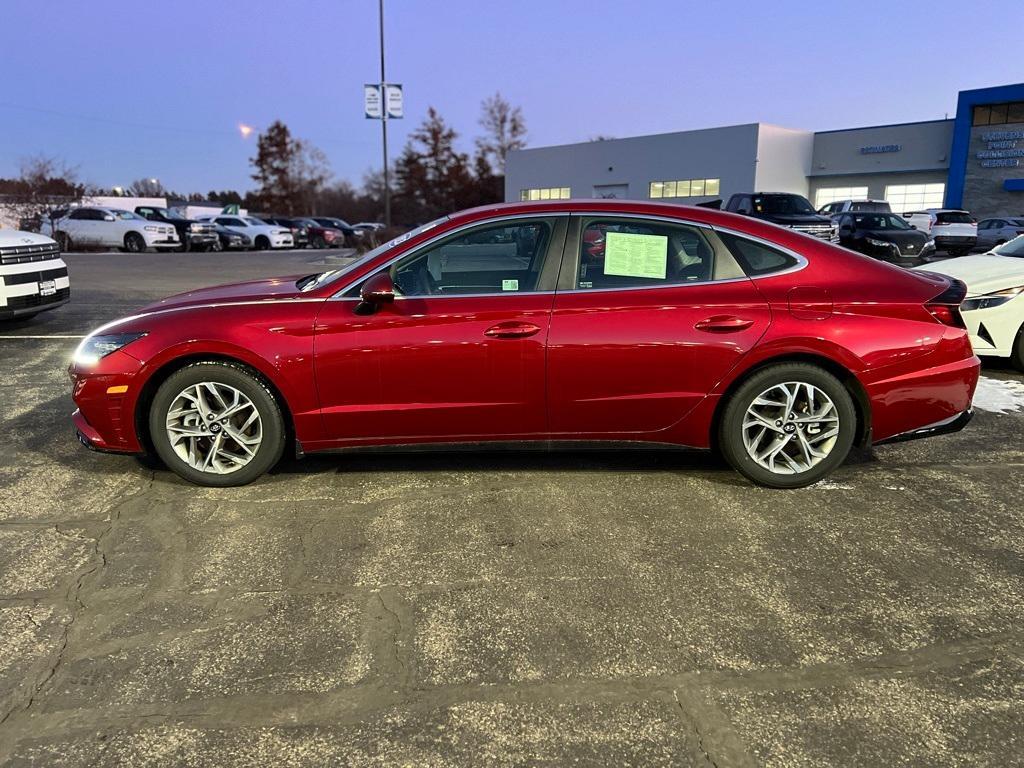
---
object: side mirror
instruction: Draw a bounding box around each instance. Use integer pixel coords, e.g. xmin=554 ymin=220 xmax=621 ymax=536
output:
xmin=910 ymin=225 xmax=917 ymax=230
xmin=357 ymin=272 xmax=395 ymax=313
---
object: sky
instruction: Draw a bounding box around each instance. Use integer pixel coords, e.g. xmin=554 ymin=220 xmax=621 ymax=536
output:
xmin=2 ymin=0 xmax=1022 ymax=195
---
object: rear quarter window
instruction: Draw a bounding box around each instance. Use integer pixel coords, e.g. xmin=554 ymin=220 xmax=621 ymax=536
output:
xmin=717 ymin=231 xmax=799 ymax=276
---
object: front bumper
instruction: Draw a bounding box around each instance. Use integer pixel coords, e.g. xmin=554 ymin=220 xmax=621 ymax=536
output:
xmin=187 ymin=233 xmax=218 ymax=247
xmin=0 ymin=291 xmax=70 ymax=318
xmin=271 ymin=235 xmax=295 ymax=248
xmin=69 ymin=350 xmax=145 ymax=453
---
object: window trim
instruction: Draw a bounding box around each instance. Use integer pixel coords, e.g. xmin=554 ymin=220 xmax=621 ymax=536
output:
xmin=335 ymin=213 xmax=569 ymax=300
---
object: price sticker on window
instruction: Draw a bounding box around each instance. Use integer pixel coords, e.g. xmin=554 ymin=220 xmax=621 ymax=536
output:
xmin=603 ymin=232 xmax=667 ymax=279
xmin=502 ymin=279 xmax=519 ymax=291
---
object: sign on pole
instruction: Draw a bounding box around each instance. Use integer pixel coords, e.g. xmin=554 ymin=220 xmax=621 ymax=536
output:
xmin=364 ymin=84 xmax=382 ymax=119
xmin=385 ymin=84 xmax=403 ymax=119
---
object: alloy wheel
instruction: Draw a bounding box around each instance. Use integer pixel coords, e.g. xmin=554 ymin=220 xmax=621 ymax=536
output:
xmin=165 ymin=382 xmax=263 ymax=474
xmin=741 ymin=381 xmax=839 ymax=475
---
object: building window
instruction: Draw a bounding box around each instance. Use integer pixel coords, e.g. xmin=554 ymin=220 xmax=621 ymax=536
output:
xmin=973 ymin=101 xmax=1024 ymax=126
xmin=814 ymin=187 xmax=869 ymax=208
xmin=884 ymin=183 xmax=945 ymax=214
xmin=520 ymin=187 xmax=571 ymax=201
xmin=649 ymin=178 xmax=720 ymax=199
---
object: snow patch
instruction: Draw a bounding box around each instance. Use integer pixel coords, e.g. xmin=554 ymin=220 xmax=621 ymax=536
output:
xmin=973 ymin=376 xmax=1024 ymax=414
xmin=811 ymin=479 xmax=854 ymax=490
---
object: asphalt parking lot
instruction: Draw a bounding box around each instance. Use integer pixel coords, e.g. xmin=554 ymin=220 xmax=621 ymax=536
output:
xmin=1 ymin=249 xmax=1023 ymax=766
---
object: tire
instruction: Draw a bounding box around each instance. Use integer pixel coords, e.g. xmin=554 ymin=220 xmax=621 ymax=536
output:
xmin=55 ymin=232 xmax=72 ymax=252
xmin=718 ymin=363 xmax=857 ymax=489
xmin=148 ymin=361 xmax=286 ymax=487
xmin=124 ymin=232 xmax=146 ymax=253
xmin=180 ymin=237 xmax=191 ymax=253
xmin=311 ymin=235 xmax=326 ymax=249
xmin=255 ymin=235 xmax=270 ymax=251
xmin=210 ymin=238 xmax=223 ymax=253
xmin=1011 ymin=323 xmax=1024 ymax=373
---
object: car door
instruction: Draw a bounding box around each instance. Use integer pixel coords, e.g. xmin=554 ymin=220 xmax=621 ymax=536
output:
xmin=68 ymin=208 xmax=103 ymax=245
xmin=545 ymin=214 xmax=771 ymax=438
xmin=311 ymin=215 xmax=567 ymax=445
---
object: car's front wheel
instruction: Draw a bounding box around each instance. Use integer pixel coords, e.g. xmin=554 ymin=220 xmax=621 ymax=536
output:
xmin=124 ymin=232 xmax=146 ymax=253
xmin=148 ymin=362 xmax=286 ymax=486
xmin=719 ymin=363 xmax=857 ymax=489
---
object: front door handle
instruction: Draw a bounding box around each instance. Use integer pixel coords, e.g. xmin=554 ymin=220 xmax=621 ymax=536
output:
xmin=484 ymin=322 xmax=542 ymax=339
xmin=694 ymin=315 xmax=755 ymax=333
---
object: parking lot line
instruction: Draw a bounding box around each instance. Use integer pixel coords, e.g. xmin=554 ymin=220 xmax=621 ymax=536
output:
xmin=0 ymin=334 xmax=84 ymax=339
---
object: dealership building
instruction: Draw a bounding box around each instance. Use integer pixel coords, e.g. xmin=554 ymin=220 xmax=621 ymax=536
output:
xmin=505 ymin=83 xmax=1024 ymax=219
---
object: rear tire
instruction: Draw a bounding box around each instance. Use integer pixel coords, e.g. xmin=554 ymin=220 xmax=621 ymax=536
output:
xmin=55 ymin=232 xmax=72 ymax=252
xmin=719 ymin=363 xmax=857 ymax=489
xmin=148 ymin=362 xmax=286 ymax=487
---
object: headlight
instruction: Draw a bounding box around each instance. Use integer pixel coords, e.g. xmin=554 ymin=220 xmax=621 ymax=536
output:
xmin=144 ymin=226 xmax=158 ymax=232
xmin=961 ymin=285 xmax=1024 ymax=311
xmin=190 ymin=223 xmax=202 ymax=232
xmin=866 ymin=237 xmax=891 ymax=248
xmin=73 ymin=332 xmax=147 ymax=366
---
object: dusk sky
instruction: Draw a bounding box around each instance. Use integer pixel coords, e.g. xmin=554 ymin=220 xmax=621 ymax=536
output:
xmin=3 ymin=0 xmax=1022 ymax=195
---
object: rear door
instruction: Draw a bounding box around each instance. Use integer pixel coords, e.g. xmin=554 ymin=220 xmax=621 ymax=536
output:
xmin=546 ymin=214 xmax=772 ymax=439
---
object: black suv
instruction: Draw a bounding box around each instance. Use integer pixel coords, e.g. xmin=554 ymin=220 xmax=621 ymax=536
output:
xmin=135 ymin=206 xmax=218 ymax=252
xmin=725 ymin=193 xmax=833 ymax=240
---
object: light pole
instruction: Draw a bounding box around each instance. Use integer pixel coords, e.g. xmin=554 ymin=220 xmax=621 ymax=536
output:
xmin=379 ymin=0 xmax=390 ymax=228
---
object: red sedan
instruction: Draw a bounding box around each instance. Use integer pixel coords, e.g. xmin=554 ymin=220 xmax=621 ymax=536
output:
xmin=69 ymin=200 xmax=979 ymax=488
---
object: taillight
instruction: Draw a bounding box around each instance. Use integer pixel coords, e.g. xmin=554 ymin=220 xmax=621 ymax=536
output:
xmin=925 ymin=278 xmax=967 ymax=328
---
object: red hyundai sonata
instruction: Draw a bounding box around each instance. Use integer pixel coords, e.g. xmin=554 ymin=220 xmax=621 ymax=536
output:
xmin=69 ymin=200 xmax=979 ymax=488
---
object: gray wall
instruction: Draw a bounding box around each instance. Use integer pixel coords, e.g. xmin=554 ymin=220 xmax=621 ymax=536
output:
xmin=755 ymin=125 xmax=814 ymax=195
xmin=504 ymin=124 xmax=760 ymax=203
xmin=962 ymin=121 xmax=1024 ymax=218
xmin=811 ymin=120 xmax=953 ymax=177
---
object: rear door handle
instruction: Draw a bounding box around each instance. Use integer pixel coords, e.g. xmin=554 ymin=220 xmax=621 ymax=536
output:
xmin=694 ymin=315 xmax=755 ymax=333
xmin=484 ymin=322 xmax=542 ymax=339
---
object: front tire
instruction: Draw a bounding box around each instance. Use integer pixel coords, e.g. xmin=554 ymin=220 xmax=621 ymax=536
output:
xmin=719 ymin=363 xmax=857 ymax=489
xmin=1011 ymin=323 xmax=1024 ymax=373
xmin=124 ymin=232 xmax=146 ymax=253
xmin=55 ymin=231 xmax=72 ymax=252
xmin=148 ymin=362 xmax=286 ymax=487
xmin=255 ymin=235 xmax=270 ymax=251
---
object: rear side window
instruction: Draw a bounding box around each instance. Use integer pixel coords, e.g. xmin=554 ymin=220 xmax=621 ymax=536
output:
xmin=717 ymin=231 xmax=798 ymax=276
xmin=576 ymin=218 xmax=715 ymax=290
xmin=936 ymin=211 xmax=972 ymax=224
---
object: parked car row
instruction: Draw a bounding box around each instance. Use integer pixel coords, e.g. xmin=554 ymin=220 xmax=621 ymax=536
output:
xmin=32 ymin=205 xmax=382 ymax=253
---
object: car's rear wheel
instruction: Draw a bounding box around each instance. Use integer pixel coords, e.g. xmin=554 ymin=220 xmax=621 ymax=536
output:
xmin=55 ymin=232 xmax=72 ymax=252
xmin=719 ymin=363 xmax=856 ymax=489
xmin=124 ymin=232 xmax=146 ymax=253
xmin=148 ymin=362 xmax=286 ymax=486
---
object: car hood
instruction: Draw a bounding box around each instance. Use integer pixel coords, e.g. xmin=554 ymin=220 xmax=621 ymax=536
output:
xmin=139 ymin=275 xmax=311 ymax=312
xmin=759 ymin=213 xmax=832 ymax=225
xmin=862 ymin=229 xmax=929 ymax=246
xmin=913 ymin=255 xmax=1024 ymax=295
xmin=0 ymin=230 xmax=57 ymax=247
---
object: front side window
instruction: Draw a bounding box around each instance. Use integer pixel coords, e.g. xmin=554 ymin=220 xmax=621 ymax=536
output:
xmin=392 ymin=219 xmax=553 ymax=296
xmin=69 ymin=209 xmax=91 ymax=220
xmin=576 ymin=219 xmax=714 ymax=290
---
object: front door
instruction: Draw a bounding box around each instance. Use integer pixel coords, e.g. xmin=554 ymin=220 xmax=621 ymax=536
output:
xmin=546 ymin=215 xmax=771 ymax=439
xmin=312 ymin=216 xmax=567 ymax=445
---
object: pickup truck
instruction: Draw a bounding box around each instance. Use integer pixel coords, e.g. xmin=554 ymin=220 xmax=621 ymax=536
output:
xmin=724 ymin=192 xmax=834 ymax=241
xmin=135 ymin=206 xmax=218 ymax=252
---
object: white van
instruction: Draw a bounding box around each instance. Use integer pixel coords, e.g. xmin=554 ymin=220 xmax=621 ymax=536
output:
xmin=0 ymin=230 xmax=70 ymax=320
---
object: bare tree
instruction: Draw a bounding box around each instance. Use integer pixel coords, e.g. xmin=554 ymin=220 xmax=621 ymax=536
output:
xmin=129 ymin=177 xmax=166 ymax=197
xmin=0 ymin=154 xmax=84 ymax=230
xmin=475 ymin=92 xmax=527 ymax=174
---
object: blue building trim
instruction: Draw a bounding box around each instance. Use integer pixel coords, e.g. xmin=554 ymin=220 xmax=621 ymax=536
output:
xmin=947 ymin=83 xmax=1024 ymax=208
xmin=1005 ymin=178 xmax=1024 ymax=192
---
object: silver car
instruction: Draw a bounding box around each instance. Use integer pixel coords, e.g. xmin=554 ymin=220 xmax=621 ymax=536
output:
xmin=976 ymin=217 xmax=1024 ymax=250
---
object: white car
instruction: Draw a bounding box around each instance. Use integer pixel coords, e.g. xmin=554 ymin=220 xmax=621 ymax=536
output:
xmin=0 ymin=230 xmax=70 ymax=320
xmin=901 ymin=209 xmax=977 ymax=256
xmin=915 ymin=235 xmax=1024 ymax=369
xmin=200 ymin=215 xmax=294 ymax=250
xmin=53 ymin=207 xmax=180 ymax=253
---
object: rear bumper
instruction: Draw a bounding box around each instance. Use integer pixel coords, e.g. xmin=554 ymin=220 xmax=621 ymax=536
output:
xmin=875 ymin=409 xmax=973 ymax=445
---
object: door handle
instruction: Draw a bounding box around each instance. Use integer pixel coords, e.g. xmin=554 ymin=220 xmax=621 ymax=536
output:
xmin=484 ymin=322 xmax=541 ymax=339
xmin=694 ymin=315 xmax=755 ymax=333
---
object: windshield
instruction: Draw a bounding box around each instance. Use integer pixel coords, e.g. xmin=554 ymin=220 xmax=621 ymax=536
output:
xmin=848 ymin=201 xmax=890 ymax=212
xmin=851 ymin=213 xmax=912 ymax=230
xmin=113 ymin=210 xmax=143 ymax=220
xmin=245 ymin=217 xmax=268 ymax=226
xmin=152 ymin=207 xmax=185 ymax=220
xmin=753 ymin=195 xmax=816 ymax=215
xmin=298 ymin=217 xmax=448 ymax=292
xmin=994 ymin=235 xmax=1024 ymax=257
xmin=936 ymin=211 xmax=973 ymax=224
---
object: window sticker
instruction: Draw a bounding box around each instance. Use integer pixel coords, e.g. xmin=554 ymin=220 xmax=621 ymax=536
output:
xmin=502 ymin=279 xmax=519 ymax=291
xmin=603 ymin=232 xmax=667 ymax=279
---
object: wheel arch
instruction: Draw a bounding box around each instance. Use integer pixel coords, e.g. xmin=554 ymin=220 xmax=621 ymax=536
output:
xmin=709 ymin=352 xmax=871 ymax=453
xmin=133 ymin=352 xmax=296 ymax=457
